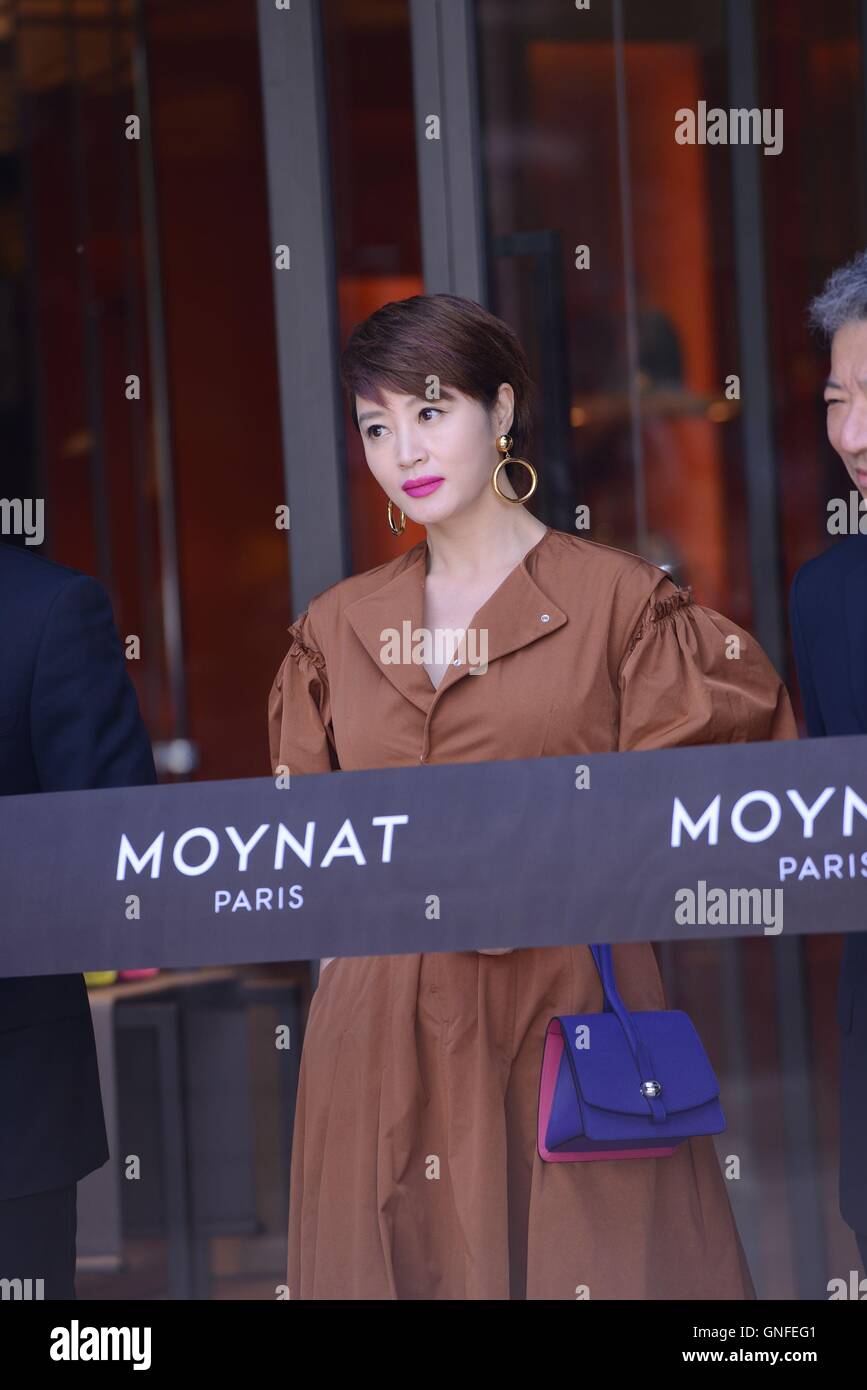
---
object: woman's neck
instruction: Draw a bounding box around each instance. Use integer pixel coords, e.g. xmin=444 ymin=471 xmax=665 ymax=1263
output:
xmin=423 ymin=509 xmax=549 ymax=581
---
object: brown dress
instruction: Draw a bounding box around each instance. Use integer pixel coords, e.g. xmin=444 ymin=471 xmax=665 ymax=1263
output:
xmin=268 ymin=526 xmax=797 ymax=1299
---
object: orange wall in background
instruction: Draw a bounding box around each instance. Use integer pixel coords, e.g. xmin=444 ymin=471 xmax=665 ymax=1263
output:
xmin=529 ymin=42 xmax=729 ymax=610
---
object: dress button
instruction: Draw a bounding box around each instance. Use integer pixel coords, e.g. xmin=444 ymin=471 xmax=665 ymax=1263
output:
xmin=453 ymin=658 xmax=461 ymax=665
xmin=419 ymin=752 xmax=426 ymax=762
xmin=540 ymin=613 xmax=550 ymax=623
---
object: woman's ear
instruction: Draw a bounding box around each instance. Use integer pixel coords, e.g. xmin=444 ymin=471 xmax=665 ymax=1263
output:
xmin=494 ymin=381 xmax=515 ymax=438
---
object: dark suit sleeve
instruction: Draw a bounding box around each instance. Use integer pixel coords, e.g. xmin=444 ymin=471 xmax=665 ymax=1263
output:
xmin=789 ymin=568 xmax=826 ymax=738
xmin=30 ymin=574 xmax=157 ymax=791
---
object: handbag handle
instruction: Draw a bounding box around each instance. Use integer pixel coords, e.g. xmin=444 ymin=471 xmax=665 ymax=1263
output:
xmin=589 ymin=943 xmax=666 ymax=1119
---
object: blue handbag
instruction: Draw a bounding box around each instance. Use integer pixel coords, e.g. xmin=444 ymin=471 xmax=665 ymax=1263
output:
xmin=537 ymin=944 xmax=725 ymax=1162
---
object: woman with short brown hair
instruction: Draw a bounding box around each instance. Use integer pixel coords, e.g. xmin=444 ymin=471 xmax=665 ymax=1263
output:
xmin=269 ymin=293 xmax=796 ymax=1299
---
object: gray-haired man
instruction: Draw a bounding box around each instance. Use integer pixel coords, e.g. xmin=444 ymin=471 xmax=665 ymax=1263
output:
xmin=790 ymin=249 xmax=867 ymax=1269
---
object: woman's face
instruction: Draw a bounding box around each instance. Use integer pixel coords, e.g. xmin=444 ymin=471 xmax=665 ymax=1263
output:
xmin=355 ymin=382 xmax=514 ymax=526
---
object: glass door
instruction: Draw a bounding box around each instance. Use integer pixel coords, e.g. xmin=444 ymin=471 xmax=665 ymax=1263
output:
xmin=466 ymin=0 xmax=867 ymax=1298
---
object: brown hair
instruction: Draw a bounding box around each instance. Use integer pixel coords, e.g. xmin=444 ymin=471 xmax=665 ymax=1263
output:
xmin=340 ymin=294 xmax=535 ymax=460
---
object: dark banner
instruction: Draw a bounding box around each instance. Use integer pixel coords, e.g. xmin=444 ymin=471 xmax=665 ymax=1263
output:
xmin=1 ymin=734 xmax=866 ymax=977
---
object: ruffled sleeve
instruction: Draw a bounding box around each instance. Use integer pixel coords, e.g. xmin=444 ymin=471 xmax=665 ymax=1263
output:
xmin=268 ymin=609 xmax=340 ymax=775
xmin=617 ymin=578 xmax=797 ymax=751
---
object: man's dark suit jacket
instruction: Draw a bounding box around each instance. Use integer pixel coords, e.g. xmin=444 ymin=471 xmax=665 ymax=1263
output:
xmin=790 ymin=532 xmax=867 ymax=1238
xmin=0 ymin=542 xmax=156 ymax=1200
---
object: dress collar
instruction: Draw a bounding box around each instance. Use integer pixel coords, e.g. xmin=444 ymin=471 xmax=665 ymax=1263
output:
xmin=343 ymin=527 xmax=567 ymax=713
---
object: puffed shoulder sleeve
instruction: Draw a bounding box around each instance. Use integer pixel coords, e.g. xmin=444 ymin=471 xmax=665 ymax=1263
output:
xmin=268 ymin=609 xmax=340 ymax=775
xmin=617 ymin=578 xmax=798 ymax=751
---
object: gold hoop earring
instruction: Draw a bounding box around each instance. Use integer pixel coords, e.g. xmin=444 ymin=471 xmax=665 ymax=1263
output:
xmin=387 ymin=498 xmax=406 ymax=535
xmin=492 ymin=434 xmax=538 ymax=504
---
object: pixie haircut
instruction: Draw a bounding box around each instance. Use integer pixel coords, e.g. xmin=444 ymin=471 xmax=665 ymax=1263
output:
xmin=340 ymin=294 xmax=535 ymax=464
xmin=808 ymin=248 xmax=867 ymax=341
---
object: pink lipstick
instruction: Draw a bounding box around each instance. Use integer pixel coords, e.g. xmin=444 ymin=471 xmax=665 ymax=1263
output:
xmin=402 ymin=476 xmax=444 ymax=498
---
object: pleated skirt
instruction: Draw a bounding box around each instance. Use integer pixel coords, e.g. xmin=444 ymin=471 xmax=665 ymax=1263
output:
xmin=286 ymin=944 xmax=756 ymax=1300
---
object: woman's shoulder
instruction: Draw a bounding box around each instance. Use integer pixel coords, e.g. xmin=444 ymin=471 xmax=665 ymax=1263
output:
xmin=304 ymin=540 xmax=427 ymax=623
xmin=537 ymin=528 xmax=683 ymax=632
xmin=539 ymin=526 xmax=671 ymax=584
xmin=273 ymin=547 xmax=424 ymax=688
